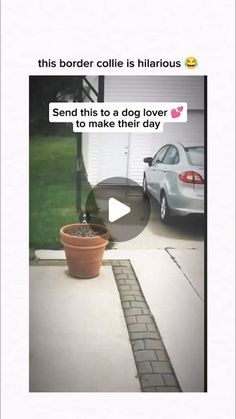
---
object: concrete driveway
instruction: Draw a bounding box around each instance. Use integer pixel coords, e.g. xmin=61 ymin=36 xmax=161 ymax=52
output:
xmin=114 ymin=194 xmax=204 ymax=249
xmin=32 ymin=194 xmax=205 ymax=392
xmin=30 ymin=264 xmax=140 ymax=392
xmin=34 ymin=247 xmax=205 ymax=391
xmin=105 ymin=248 xmax=205 ymax=391
xmin=87 ymin=185 xmax=204 ymax=249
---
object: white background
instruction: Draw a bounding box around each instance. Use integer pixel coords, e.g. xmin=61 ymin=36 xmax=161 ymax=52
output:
xmin=1 ymin=1 xmax=235 ymax=418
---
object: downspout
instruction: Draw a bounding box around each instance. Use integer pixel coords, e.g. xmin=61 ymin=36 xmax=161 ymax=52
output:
xmin=76 ymin=76 xmax=105 ymax=222
xmin=75 ymin=76 xmax=84 ymax=221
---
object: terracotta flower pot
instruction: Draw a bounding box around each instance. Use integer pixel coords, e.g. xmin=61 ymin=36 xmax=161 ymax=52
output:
xmin=60 ymin=223 xmax=109 ymax=279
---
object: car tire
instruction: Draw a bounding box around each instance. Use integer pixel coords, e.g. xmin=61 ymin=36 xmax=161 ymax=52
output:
xmin=142 ymin=175 xmax=148 ymax=197
xmin=160 ymin=192 xmax=170 ymax=223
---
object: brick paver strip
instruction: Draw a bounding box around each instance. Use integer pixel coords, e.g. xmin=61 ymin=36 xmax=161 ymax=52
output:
xmin=111 ymin=260 xmax=181 ymax=392
xmin=31 ymin=258 xmax=181 ymax=392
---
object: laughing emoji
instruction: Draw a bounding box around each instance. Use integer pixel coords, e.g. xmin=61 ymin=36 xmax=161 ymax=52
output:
xmin=185 ymin=56 xmax=198 ymax=69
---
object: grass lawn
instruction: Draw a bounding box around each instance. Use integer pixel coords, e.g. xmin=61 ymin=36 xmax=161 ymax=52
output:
xmin=30 ymin=136 xmax=87 ymax=250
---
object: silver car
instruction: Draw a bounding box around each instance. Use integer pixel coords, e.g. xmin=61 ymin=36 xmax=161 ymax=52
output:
xmin=143 ymin=142 xmax=204 ymax=223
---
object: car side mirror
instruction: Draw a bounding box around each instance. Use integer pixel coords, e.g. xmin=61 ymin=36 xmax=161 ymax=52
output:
xmin=143 ymin=157 xmax=153 ymax=167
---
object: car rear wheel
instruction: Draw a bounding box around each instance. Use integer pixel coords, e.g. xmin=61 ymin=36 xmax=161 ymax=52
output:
xmin=142 ymin=175 xmax=148 ymax=197
xmin=160 ymin=192 xmax=170 ymax=223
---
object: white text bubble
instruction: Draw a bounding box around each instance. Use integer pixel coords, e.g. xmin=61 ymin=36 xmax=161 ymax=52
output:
xmin=49 ymin=102 xmax=187 ymax=132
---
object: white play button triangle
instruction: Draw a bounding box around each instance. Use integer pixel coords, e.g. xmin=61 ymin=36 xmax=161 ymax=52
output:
xmin=86 ymin=177 xmax=151 ymax=241
xmin=108 ymin=197 xmax=131 ymax=222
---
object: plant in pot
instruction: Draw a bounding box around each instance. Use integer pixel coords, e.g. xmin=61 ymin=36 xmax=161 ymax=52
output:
xmin=60 ymin=223 xmax=109 ymax=279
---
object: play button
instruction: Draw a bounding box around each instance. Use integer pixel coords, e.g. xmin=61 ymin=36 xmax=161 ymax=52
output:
xmin=85 ymin=177 xmax=151 ymax=242
xmin=108 ymin=198 xmax=131 ymax=222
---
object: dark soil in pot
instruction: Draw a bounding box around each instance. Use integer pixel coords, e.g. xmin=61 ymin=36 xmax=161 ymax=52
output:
xmin=64 ymin=225 xmax=102 ymax=237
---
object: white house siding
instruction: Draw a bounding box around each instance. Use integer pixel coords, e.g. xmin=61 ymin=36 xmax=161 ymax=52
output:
xmin=104 ymin=76 xmax=204 ymax=110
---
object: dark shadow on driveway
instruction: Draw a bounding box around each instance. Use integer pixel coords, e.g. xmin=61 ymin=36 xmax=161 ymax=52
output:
xmin=148 ymin=195 xmax=205 ymax=242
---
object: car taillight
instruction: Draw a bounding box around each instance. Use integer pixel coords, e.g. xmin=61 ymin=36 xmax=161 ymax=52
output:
xmin=178 ymin=171 xmax=204 ymax=184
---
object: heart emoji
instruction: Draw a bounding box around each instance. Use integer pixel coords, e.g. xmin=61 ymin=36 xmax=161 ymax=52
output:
xmin=177 ymin=106 xmax=183 ymax=112
xmin=171 ymin=108 xmax=181 ymax=118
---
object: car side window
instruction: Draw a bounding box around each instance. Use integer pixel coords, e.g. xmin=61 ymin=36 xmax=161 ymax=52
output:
xmin=152 ymin=152 xmax=158 ymax=165
xmin=152 ymin=145 xmax=170 ymax=165
xmin=163 ymin=146 xmax=179 ymax=164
